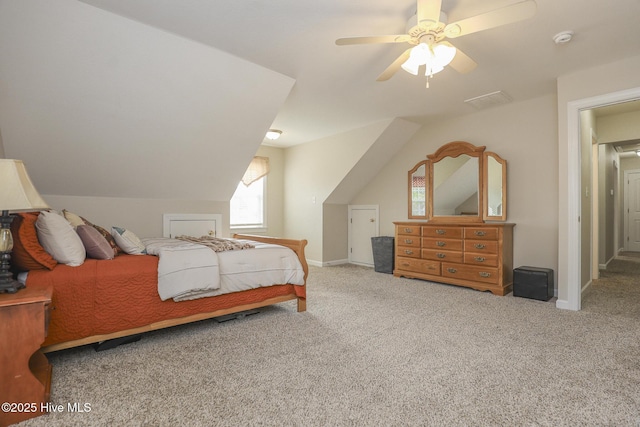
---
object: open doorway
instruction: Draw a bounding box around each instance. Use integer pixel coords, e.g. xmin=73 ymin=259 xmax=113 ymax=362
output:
xmin=564 ymin=87 xmax=640 ymax=311
xmin=585 ymin=99 xmax=640 ymax=309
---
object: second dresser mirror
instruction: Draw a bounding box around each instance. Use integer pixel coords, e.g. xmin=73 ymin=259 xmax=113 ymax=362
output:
xmin=484 ymin=152 xmax=507 ymax=221
xmin=407 ymin=141 xmax=507 ymax=222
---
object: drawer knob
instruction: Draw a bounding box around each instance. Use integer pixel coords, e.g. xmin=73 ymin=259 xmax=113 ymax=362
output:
xmin=436 ymin=229 xmax=446 ymax=235
xmin=437 ymin=253 xmax=446 ymax=259
xmin=404 ymin=228 xmax=413 ymax=233
xmin=404 ymin=239 xmax=413 ymax=244
xmin=404 ymin=249 xmax=414 ymax=255
xmin=474 ymin=243 xmax=486 ymax=249
xmin=474 ymin=256 xmax=485 ymax=262
xmin=474 ymin=231 xmax=486 ymax=236
xmin=436 ymin=241 xmax=446 ymax=247
xmin=447 ymin=267 xmax=457 ymax=274
xmin=479 ymin=272 xmax=491 ymax=278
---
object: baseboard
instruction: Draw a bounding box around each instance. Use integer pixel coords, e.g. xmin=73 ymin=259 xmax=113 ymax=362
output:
xmin=306 ymin=259 xmax=350 ymax=267
xmin=350 ymin=261 xmax=374 ymax=268
xmin=556 ymin=299 xmax=579 ymax=311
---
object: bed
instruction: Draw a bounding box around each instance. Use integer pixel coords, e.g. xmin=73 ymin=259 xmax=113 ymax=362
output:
xmin=11 ymin=212 xmax=308 ymax=353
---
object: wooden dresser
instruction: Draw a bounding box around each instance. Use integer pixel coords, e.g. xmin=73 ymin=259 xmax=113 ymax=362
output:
xmin=394 ymin=222 xmax=515 ymax=295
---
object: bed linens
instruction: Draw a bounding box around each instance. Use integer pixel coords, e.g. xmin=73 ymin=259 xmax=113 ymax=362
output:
xmin=142 ymin=237 xmax=305 ymax=302
xmin=143 ymin=238 xmax=220 ymax=301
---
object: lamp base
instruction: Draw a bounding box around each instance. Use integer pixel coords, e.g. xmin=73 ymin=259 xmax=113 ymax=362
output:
xmin=0 ymin=277 xmax=25 ymax=294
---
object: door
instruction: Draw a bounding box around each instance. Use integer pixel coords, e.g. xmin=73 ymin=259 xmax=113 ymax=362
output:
xmin=625 ymin=170 xmax=640 ymax=251
xmin=348 ymin=205 xmax=379 ymax=266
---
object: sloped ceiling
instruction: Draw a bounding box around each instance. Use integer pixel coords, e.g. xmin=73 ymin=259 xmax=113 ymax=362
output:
xmin=78 ymin=0 xmax=640 ymax=147
xmin=0 ymin=0 xmax=294 ymax=200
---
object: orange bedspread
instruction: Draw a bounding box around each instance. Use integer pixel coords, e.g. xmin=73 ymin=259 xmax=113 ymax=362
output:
xmin=26 ymin=254 xmax=305 ymax=348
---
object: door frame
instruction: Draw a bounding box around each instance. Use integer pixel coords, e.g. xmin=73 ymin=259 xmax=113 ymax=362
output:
xmin=563 ymin=86 xmax=640 ymax=311
xmin=348 ymin=204 xmax=379 ymax=266
xmin=623 ymin=169 xmax=640 ymax=251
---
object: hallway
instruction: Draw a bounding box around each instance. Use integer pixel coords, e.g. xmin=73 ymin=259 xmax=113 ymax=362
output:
xmin=582 ymin=256 xmax=640 ymax=317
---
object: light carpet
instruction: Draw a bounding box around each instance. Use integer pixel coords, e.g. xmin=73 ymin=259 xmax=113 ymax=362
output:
xmin=17 ymin=262 xmax=640 ymax=426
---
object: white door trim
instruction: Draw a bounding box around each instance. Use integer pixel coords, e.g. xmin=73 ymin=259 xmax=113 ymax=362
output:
xmin=562 ymin=87 xmax=640 ymax=311
xmin=624 ymin=169 xmax=640 ymax=251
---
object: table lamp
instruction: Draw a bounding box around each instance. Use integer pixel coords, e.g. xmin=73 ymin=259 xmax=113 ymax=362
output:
xmin=0 ymin=159 xmax=49 ymax=293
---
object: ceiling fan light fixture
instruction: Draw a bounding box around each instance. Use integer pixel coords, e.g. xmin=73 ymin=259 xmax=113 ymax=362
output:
xmin=401 ymin=42 xmax=456 ymax=78
xmin=432 ymin=43 xmax=457 ymax=68
xmin=401 ymin=44 xmax=427 ymax=75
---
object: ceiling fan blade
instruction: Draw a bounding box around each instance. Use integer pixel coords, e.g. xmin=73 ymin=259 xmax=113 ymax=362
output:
xmin=417 ymin=0 xmax=442 ymax=27
xmin=336 ymin=35 xmax=411 ymax=45
xmin=376 ymin=48 xmax=412 ymax=81
xmin=444 ymin=0 xmax=537 ymax=38
xmin=444 ymin=42 xmax=477 ymax=74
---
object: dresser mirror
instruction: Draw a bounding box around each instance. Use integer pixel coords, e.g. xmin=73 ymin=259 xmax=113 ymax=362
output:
xmin=407 ymin=141 xmax=507 ymax=222
xmin=432 ymin=154 xmax=479 ymax=217
xmin=484 ymin=152 xmax=507 ymax=221
xmin=408 ymin=161 xmax=428 ymax=218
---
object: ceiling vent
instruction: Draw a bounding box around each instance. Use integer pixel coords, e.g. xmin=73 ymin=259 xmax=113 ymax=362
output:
xmin=464 ymin=91 xmax=513 ymax=110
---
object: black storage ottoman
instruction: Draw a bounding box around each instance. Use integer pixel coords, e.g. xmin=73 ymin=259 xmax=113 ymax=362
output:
xmin=513 ymin=266 xmax=554 ymax=301
xmin=371 ymin=236 xmax=394 ymax=274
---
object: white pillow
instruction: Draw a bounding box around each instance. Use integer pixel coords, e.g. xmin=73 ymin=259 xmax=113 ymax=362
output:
xmin=111 ymin=226 xmax=147 ymax=255
xmin=35 ymin=210 xmax=86 ymax=267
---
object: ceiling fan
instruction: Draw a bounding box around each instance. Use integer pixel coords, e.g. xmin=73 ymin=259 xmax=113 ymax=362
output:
xmin=335 ymin=0 xmax=537 ymax=86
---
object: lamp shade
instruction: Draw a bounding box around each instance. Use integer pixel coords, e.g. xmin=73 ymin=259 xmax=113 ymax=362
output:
xmin=0 ymin=159 xmax=49 ymax=211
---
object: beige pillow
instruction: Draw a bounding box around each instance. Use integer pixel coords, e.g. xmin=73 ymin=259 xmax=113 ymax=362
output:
xmin=111 ymin=226 xmax=147 ymax=255
xmin=35 ymin=211 xmax=86 ymax=267
xmin=62 ymin=209 xmax=85 ymax=228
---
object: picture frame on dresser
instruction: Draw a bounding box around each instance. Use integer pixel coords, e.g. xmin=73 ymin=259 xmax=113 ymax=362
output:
xmin=397 ymin=141 xmax=514 ymax=295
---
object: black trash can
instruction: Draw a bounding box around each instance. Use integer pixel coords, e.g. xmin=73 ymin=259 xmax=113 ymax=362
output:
xmin=371 ymin=236 xmax=394 ymax=274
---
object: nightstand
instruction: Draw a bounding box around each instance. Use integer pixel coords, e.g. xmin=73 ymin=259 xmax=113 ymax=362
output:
xmin=0 ymin=284 xmax=53 ymax=427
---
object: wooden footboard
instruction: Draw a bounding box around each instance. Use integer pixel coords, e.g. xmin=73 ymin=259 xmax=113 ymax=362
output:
xmin=232 ymin=234 xmax=309 ymax=282
xmin=233 ymin=233 xmax=308 ymax=313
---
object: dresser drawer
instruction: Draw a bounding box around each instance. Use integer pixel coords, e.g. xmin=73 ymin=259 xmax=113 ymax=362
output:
xmin=397 ymin=246 xmax=420 ymax=258
xmin=464 ymin=253 xmax=498 ymax=267
xmin=422 ymin=237 xmax=463 ymax=251
xmin=442 ymin=263 xmax=500 ymax=284
xmin=397 ymin=236 xmax=420 ymax=247
xmin=422 ymin=226 xmax=463 ymax=239
xmin=396 ymin=225 xmax=421 ymax=236
xmin=422 ymin=249 xmax=463 ymax=263
xmin=396 ymin=257 xmax=440 ymax=275
xmin=464 ymin=227 xmax=499 ymax=240
xmin=464 ymin=240 xmax=498 ymax=254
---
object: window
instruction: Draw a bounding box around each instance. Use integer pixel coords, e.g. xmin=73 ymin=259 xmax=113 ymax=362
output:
xmin=230 ymin=157 xmax=269 ymax=229
xmin=230 ymin=176 xmax=266 ymax=228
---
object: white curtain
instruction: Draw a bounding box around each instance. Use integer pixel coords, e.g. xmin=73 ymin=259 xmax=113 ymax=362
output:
xmin=241 ymin=156 xmax=269 ymax=186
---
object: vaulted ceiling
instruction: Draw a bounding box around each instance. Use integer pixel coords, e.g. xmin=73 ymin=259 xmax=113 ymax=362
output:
xmin=2 ymin=0 xmax=640 ymax=202
xmin=80 ymin=0 xmax=640 ymax=146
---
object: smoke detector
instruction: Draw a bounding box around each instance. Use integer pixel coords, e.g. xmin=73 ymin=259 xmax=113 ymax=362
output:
xmin=553 ymin=31 xmax=574 ymax=44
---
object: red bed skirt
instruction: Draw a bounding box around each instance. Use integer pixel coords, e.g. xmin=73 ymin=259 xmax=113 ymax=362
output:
xmin=26 ymin=254 xmax=305 ymax=348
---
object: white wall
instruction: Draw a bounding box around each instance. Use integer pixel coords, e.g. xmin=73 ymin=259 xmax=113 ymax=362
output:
xmin=351 ymin=94 xmax=559 ymax=277
xmin=283 ymin=119 xmax=419 ymax=264
xmin=40 ymin=195 xmax=229 ymax=238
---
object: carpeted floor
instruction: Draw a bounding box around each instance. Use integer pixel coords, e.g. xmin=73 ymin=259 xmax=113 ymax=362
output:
xmin=16 ymin=260 xmax=640 ymax=427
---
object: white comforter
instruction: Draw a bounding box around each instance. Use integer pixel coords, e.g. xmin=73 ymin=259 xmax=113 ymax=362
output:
xmin=142 ymin=237 xmax=305 ymax=302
